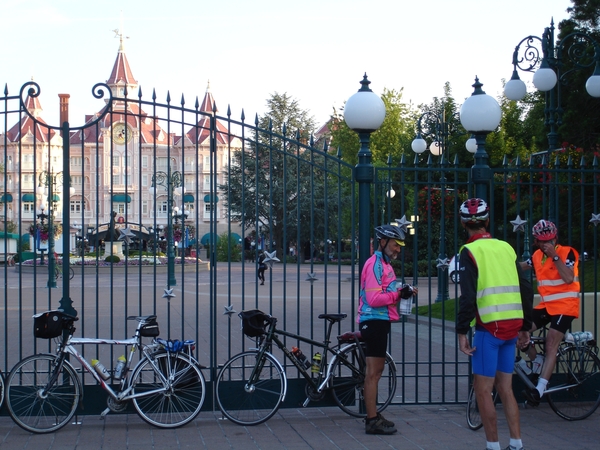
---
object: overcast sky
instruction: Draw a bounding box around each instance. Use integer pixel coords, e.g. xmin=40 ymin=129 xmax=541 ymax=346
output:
xmin=0 ymin=0 xmax=573 ymax=129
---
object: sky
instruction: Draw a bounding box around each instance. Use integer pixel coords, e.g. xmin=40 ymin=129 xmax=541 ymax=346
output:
xmin=0 ymin=0 xmax=574 ymax=129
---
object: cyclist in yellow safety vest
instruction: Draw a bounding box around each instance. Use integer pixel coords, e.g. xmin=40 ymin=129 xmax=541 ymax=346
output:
xmin=456 ymin=198 xmax=533 ymax=450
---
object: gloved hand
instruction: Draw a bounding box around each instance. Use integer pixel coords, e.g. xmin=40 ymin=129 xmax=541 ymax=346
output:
xmin=399 ymin=284 xmax=414 ymax=299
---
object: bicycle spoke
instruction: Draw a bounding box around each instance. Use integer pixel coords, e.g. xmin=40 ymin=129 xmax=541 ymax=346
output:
xmin=546 ymin=345 xmax=600 ymax=420
xmin=216 ymin=351 xmax=285 ymax=426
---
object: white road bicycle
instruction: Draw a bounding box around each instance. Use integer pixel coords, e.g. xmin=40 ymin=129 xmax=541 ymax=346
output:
xmin=5 ymin=310 xmax=206 ymax=433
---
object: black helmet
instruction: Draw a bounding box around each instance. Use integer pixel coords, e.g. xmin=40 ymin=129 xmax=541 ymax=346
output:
xmin=375 ymin=224 xmax=405 ymax=246
xmin=459 ymin=198 xmax=489 ymax=224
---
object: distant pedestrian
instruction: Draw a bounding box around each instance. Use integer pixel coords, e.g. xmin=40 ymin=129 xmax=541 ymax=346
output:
xmin=257 ymin=253 xmax=266 ymax=285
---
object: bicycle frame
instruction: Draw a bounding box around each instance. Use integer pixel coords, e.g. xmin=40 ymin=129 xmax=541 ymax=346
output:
xmin=514 ymin=339 xmax=590 ymax=395
xmin=56 ymin=334 xmax=170 ymax=404
xmin=252 ymin=321 xmax=365 ymax=406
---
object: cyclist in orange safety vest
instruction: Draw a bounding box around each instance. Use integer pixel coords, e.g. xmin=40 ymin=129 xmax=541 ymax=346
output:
xmin=519 ymin=219 xmax=580 ymax=407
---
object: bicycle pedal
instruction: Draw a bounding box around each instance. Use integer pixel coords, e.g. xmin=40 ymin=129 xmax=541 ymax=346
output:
xmin=100 ymin=407 xmax=111 ymax=419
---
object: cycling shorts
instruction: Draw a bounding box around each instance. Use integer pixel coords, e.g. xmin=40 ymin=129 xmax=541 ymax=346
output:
xmin=359 ymin=320 xmax=390 ymax=358
xmin=532 ymin=308 xmax=575 ymax=334
xmin=472 ymin=329 xmax=517 ymax=377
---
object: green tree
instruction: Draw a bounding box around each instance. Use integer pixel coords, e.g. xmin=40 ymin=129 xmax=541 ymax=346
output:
xmin=330 ymin=87 xmax=415 ymax=166
xmin=221 ymin=93 xmax=341 ymax=258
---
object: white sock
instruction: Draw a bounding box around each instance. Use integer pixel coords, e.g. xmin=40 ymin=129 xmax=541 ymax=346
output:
xmin=536 ymin=377 xmax=548 ymax=397
xmin=510 ymin=438 xmax=523 ymax=449
xmin=486 ymin=442 xmax=501 ymax=450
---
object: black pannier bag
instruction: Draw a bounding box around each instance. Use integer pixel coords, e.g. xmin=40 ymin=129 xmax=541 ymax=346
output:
xmin=33 ymin=310 xmax=63 ymax=339
xmin=139 ymin=319 xmax=160 ymax=337
xmin=239 ymin=310 xmax=270 ymax=337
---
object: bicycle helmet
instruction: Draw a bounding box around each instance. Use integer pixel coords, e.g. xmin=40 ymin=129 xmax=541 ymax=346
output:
xmin=375 ymin=224 xmax=405 ymax=246
xmin=459 ymin=198 xmax=489 ymax=223
xmin=532 ymin=219 xmax=557 ymax=241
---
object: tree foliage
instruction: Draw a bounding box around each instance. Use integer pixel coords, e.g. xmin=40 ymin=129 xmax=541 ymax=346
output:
xmin=221 ymin=92 xmax=347 ymax=258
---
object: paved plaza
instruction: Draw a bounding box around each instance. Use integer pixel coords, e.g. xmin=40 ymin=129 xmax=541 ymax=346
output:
xmin=0 ymin=402 xmax=598 ymax=449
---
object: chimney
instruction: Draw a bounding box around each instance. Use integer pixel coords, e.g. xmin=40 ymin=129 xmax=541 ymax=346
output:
xmin=58 ymin=94 xmax=70 ymax=135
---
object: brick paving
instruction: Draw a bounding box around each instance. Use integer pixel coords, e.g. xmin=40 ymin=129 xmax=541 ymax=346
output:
xmin=0 ymin=402 xmax=598 ymax=449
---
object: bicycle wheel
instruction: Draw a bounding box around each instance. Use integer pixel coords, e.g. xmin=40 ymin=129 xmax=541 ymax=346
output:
xmin=330 ymin=343 xmax=397 ymax=417
xmin=6 ymin=354 xmax=80 ymax=433
xmin=130 ymin=352 xmax=205 ymax=428
xmin=466 ymin=383 xmax=498 ymax=430
xmin=0 ymin=369 xmax=4 ymax=410
xmin=216 ymin=350 xmax=286 ymax=426
xmin=69 ymin=267 xmax=75 ymax=280
xmin=466 ymin=384 xmax=483 ymax=430
xmin=546 ymin=345 xmax=600 ymax=420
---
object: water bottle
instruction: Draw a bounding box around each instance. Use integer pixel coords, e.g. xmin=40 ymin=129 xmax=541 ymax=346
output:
xmin=311 ymin=352 xmax=322 ymax=373
xmin=113 ymin=355 xmax=126 ymax=380
xmin=532 ymin=354 xmax=544 ymax=374
xmin=92 ymin=359 xmax=110 ymax=380
xmin=516 ymin=356 xmax=531 ymax=375
xmin=566 ymin=331 xmax=594 ymax=345
xmin=292 ymin=347 xmax=311 ymax=370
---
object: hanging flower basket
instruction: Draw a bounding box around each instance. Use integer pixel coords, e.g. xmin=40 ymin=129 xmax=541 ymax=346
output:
xmin=29 ymin=222 xmax=63 ymax=241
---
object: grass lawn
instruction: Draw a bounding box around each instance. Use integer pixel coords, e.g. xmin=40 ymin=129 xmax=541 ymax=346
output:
xmin=416 ymin=260 xmax=599 ymax=322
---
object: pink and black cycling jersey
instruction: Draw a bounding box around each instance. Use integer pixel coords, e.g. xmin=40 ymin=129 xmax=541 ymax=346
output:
xmin=357 ymin=251 xmax=400 ymax=323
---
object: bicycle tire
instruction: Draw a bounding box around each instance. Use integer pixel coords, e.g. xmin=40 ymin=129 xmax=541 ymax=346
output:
xmin=465 ymin=384 xmax=498 ymax=430
xmin=5 ymin=354 xmax=80 ymax=433
xmin=330 ymin=343 xmax=397 ymax=417
xmin=546 ymin=345 xmax=600 ymax=420
xmin=130 ymin=352 xmax=205 ymax=428
xmin=216 ymin=350 xmax=286 ymax=426
xmin=69 ymin=267 xmax=75 ymax=280
xmin=0 ymin=369 xmax=4 ymax=410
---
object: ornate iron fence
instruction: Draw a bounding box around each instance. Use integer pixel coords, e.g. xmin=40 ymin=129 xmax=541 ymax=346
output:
xmin=1 ymin=81 xmax=598 ymax=414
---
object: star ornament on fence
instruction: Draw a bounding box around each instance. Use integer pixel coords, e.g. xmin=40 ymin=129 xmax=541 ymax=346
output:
xmin=393 ymin=215 xmax=412 ymax=233
xmin=263 ymin=251 xmax=280 ymax=268
xmin=118 ymin=226 xmax=136 ymax=244
xmin=306 ymin=272 xmax=318 ymax=284
xmin=510 ymin=215 xmax=528 ymax=233
xmin=590 ymin=213 xmax=600 ymax=226
xmin=223 ymin=305 xmax=236 ymax=317
xmin=436 ymin=257 xmax=450 ymax=270
xmin=162 ymin=288 xmax=175 ymax=301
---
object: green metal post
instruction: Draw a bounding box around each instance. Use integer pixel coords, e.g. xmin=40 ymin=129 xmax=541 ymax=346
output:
xmin=355 ymin=131 xmax=373 ymax=273
xmin=47 ymin=177 xmax=56 ymax=288
xmin=59 ymin=120 xmax=76 ymax=317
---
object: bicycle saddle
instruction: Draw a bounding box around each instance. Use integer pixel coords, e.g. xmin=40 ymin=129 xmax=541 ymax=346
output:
xmin=318 ymin=313 xmax=347 ymax=323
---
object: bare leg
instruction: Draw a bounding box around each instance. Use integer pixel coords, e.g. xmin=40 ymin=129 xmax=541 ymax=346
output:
xmin=495 ymin=371 xmax=521 ymax=440
xmin=474 ymin=374 xmax=498 ymax=442
xmin=364 ymin=356 xmax=385 ymax=419
xmin=539 ymin=328 xmax=564 ymax=385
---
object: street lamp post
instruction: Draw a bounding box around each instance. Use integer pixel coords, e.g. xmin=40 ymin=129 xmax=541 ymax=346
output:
xmin=344 ymin=74 xmax=386 ymax=273
xmin=504 ymin=19 xmax=600 ymax=221
xmin=172 ymin=205 xmax=189 ymax=261
xmin=37 ymin=171 xmax=74 ymax=289
xmin=411 ymin=106 xmax=469 ymax=302
xmin=459 ymin=77 xmax=502 ymax=202
xmin=36 ymin=205 xmax=49 ymax=265
xmin=149 ymin=169 xmax=183 ymax=286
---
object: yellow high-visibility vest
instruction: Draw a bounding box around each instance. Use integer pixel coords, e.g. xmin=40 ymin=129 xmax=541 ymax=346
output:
xmin=464 ymin=238 xmax=523 ymax=324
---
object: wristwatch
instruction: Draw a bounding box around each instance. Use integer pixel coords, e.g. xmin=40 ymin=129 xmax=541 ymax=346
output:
xmin=552 ymin=255 xmax=560 ymax=262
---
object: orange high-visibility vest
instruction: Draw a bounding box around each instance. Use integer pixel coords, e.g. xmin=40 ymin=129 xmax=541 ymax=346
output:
xmin=533 ymin=245 xmax=580 ymax=317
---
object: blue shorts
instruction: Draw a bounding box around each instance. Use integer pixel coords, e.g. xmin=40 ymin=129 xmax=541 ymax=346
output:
xmin=472 ymin=330 xmax=516 ymax=377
